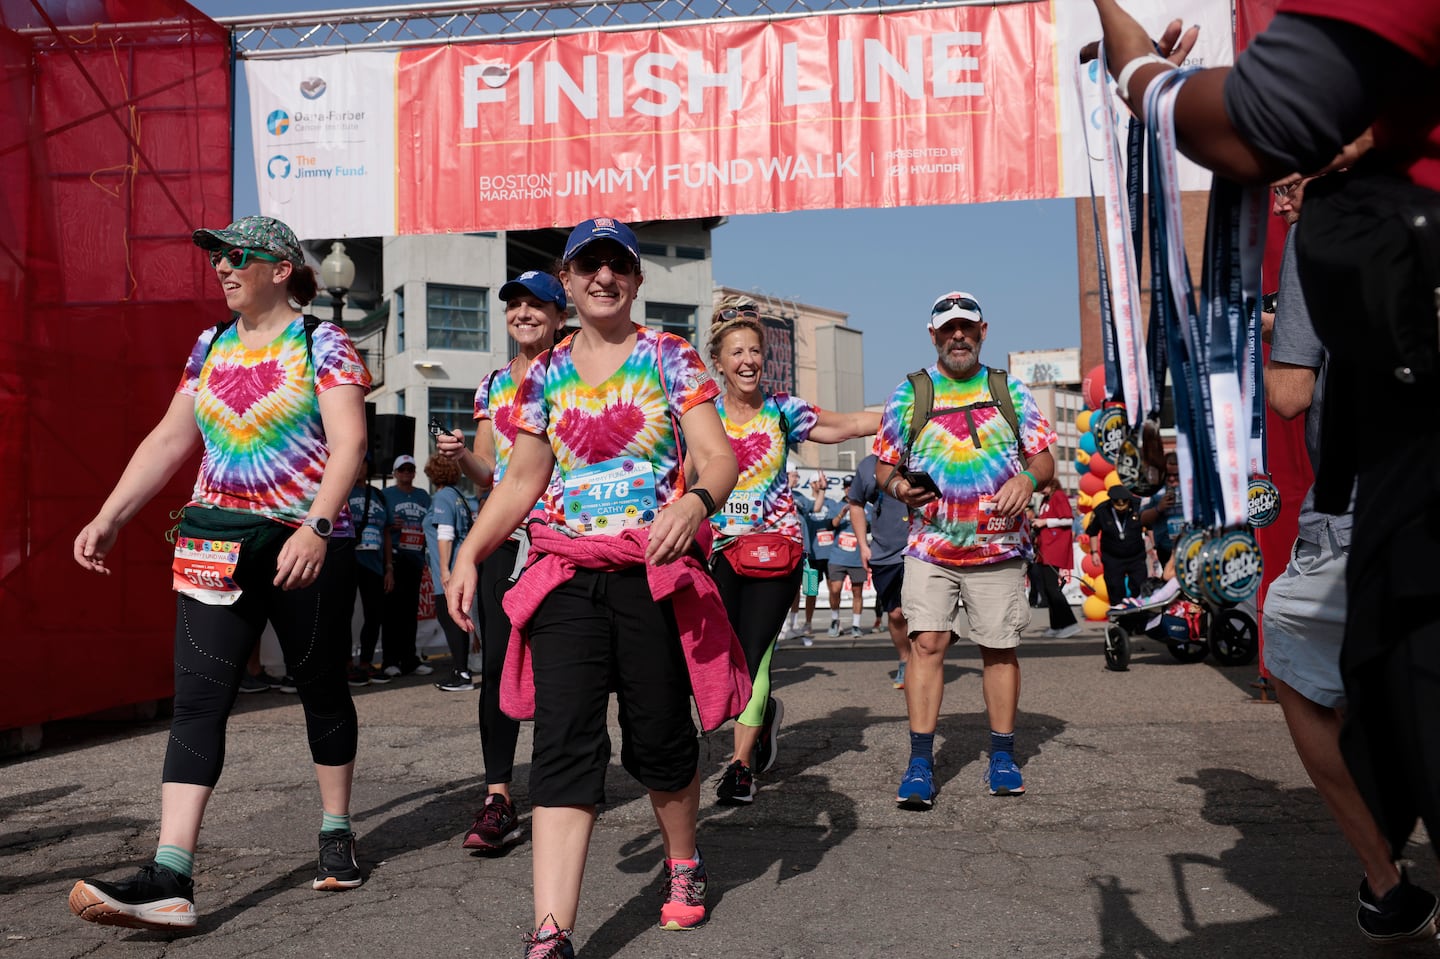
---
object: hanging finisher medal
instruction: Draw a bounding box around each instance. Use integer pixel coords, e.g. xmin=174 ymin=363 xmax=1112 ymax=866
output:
xmin=1145 ymin=68 xmax=1265 ymax=604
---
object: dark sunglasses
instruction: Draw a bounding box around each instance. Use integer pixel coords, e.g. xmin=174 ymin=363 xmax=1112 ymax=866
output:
xmin=931 ymin=296 xmax=981 ymax=318
xmin=209 ymin=247 xmax=281 ymax=269
xmin=568 ymin=253 xmax=639 ymax=277
xmin=718 ymin=307 xmax=760 ymax=321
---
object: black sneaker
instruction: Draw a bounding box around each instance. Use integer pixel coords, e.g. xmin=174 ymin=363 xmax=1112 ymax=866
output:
xmin=1357 ymin=869 xmax=1438 ymax=943
xmin=715 ymin=760 xmax=754 ymax=806
xmin=462 ymin=794 xmax=523 ymax=852
xmin=346 ymin=667 xmax=371 ymax=688
xmin=754 ymin=696 xmax=784 ymax=774
xmin=313 ymin=830 xmax=362 ymax=890
xmin=238 ymin=672 xmax=269 ymax=694
xmin=366 ymin=666 xmax=392 ymax=685
xmin=68 ymin=861 xmax=196 ymax=930
xmin=279 ymin=675 xmax=299 ymax=694
xmin=436 ymin=670 xmax=476 ymax=692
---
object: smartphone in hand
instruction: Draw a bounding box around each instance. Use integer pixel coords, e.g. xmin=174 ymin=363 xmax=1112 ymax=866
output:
xmin=903 ymin=469 xmax=942 ymax=497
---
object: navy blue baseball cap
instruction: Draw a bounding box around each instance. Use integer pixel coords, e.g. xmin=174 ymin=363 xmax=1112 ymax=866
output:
xmin=499 ymin=270 xmax=567 ymax=310
xmin=563 ymin=216 xmax=640 ymax=264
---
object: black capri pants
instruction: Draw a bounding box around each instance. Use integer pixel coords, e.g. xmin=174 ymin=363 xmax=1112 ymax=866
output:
xmin=165 ymin=527 xmax=358 ymax=787
xmin=526 ymin=565 xmax=698 ymax=806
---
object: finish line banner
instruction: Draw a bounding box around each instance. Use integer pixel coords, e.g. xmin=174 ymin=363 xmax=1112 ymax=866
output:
xmin=245 ymin=1 xmax=1230 ymax=238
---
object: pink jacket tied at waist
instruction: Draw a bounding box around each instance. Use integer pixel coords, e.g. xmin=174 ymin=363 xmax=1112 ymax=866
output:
xmin=500 ymin=523 xmax=752 ymax=732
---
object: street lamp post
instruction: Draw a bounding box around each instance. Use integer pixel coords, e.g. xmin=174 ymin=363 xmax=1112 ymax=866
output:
xmin=319 ymin=240 xmax=356 ymax=325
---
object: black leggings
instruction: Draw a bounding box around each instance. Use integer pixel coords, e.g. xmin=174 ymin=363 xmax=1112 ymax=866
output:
xmin=382 ymin=559 xmax=423 ymax=671
xmin=710 ymin=550 xmax=805 ymax=681
xmin=478 ymin=539 xmax=523 ymax=786
xmin=165 ymin=536 xmax=358 ymax=787
xmin=1034 ymin=563 xmax=1077 ymax=629
xmin=355 ymin=562 xmax=386 ymax=665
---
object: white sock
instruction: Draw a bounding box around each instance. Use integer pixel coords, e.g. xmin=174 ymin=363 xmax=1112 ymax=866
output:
xmin=852 ymin=612 xmax=863 ymax=628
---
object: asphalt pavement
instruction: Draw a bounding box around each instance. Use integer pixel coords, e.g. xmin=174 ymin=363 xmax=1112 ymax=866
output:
xmin=4 ymin=609 xmax=1438 ymax=958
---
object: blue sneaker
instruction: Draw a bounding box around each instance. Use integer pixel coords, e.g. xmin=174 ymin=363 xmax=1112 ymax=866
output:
xmin=987 ymin=751 xmax=1026 ymax=796
xmin=896 ymin=757 xmax=935 ymax=809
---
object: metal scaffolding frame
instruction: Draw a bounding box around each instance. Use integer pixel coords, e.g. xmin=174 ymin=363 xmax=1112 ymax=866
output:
xmin=216 ymin=0 xmax=1033 ymax=58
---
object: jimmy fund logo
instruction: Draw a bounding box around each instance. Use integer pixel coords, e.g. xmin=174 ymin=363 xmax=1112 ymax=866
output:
xmin=267 ymin=155 xmax=291 ymax=179
xmin=300 ymin=77 xmax=326 ymax=100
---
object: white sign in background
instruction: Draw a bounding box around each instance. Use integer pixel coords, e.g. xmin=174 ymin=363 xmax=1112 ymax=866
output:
xmin=1054 ymin=0 xmax=1232 ymax=197
xmin=246 ymin=52 xmax=399 ymax=239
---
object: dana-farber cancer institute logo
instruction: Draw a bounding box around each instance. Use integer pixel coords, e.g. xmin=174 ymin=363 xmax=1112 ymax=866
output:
xmin=266 ymin=110 xmax=290 ymax=135
xmin=267 ymin=155 xmax=291 ymax=179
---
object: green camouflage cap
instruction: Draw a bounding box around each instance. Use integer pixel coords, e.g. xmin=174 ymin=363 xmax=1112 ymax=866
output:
xmin=192 ymin=215 xmax=304 ymax=265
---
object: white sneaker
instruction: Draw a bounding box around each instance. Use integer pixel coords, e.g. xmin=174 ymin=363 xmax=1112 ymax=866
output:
xmin=802 ymin=633 xmax=814 ymax=648
xmin=1055 ymin=623 xmax=1082 ymax=639
xmin=413 ymin=662 xmax=435 ymax=676
xmin=382 ymin=665 xmax=403 ymax=678
xmin=827 ymin=621 xmax=841 ymax=638
xmin=1041 ymin=628 xmax=1058 ymax=637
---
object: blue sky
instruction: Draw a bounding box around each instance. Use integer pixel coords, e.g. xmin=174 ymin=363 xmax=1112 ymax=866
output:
xmin=190 ymin=0 xmax=1081 ymax=406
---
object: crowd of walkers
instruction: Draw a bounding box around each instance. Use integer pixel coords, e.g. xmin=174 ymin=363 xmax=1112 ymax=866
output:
xmin=63 ymin=0 xmax=1440 ymax=947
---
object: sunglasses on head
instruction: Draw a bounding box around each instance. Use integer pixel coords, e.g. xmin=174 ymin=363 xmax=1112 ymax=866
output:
xmin=931 ymin=296 xmax=980 ymax=318
xmin=209 ymin=247 xmax=281 ymax=269
xmin=718 ymin=307 xmax=760 ymax=321
xmin=568 ymin=253 xmax=639 ymax=277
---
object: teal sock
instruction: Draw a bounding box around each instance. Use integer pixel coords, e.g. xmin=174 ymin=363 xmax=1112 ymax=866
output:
xmin=321 ymin=812 xmax=352 ymax=834
xmin=155 ymin=844 xmax=194 ymax=878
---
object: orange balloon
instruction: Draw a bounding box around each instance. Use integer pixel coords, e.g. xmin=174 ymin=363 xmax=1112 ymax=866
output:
xmin=1079 ymin=471 xmax=1105 ymax=496
xmin=1081 ymin=553 xmax=1104 ymax=579
xmin=1088 ymin=453 xmax=1114 ymax=480
xmin=1104 ymin=470 xmax=1122 ymax=489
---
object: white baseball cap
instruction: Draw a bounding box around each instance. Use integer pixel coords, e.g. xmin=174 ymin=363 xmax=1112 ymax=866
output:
xmin=393 ymin=454 xmax=417 ymax=471
xmin=929 ymin=291 xmax=983 ymax=329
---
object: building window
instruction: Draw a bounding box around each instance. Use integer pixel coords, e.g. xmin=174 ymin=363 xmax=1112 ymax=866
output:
xmin=645 ymin=302 xmax=697 ymax=344
xmin=637 ymin=241 xmax=668 ymax=258
xmin=429 ymin=388 xmax=476 ymax=446
xmin=394 ymin=287 xmax=405 ymax=353
xmin=426 ymin=284 xmax=489 ymax=351
xmin=674 ymin=245 xmax=706 ymax=260
xmin=429 ymin=388 xmax=479 ymax=494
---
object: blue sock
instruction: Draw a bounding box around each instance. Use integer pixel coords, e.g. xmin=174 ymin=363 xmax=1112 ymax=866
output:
xmin=909 ymin=731 xmax=934 ymax=764
xmin=990 ymin=731 xmax=1015 ymax=756
xmin=155 ymin=844 xmax=194 ymax=878
xmin=321 ymin=812 xmax=352 ymax=835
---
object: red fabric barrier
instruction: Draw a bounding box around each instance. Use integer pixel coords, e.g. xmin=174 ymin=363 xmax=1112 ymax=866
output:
xmin=0 ymin=0 xmax=230 ymax=730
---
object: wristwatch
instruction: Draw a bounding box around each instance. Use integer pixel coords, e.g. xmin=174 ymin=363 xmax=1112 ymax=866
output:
xmin=302 ymin=516 xmax=333 ymax=539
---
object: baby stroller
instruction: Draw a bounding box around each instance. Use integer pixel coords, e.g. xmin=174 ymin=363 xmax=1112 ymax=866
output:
xmin=1102 ymin=578 xmax=1258 ymax=672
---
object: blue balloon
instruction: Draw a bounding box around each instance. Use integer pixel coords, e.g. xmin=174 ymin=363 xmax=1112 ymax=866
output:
xmin=1079 ymin=431 xmax=1097 ymax=455
xmin=1074 ymin=458 xmax=1090 ymax=475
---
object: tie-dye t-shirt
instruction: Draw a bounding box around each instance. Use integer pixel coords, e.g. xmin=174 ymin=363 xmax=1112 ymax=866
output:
xmin=712 ymin=393 xmax=818 ymax=550
xmin=475 ymin=361 xmax=560 ymax=513
xmin=512 ymin=324 xmax=719 ymax=531
xmin=474 ymin=364 xmax=523 ymax=485
xmin=178 ymin=317 xmax=371 ymax=530
xmin=873 ymin=365 xmax=1054 ymax=568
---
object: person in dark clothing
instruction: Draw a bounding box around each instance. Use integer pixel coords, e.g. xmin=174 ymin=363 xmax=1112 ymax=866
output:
xmin=1092 ymin=0 xmax=1440 ymax=941
xmin=1085 ymin=485 xmax=1147 ymax=605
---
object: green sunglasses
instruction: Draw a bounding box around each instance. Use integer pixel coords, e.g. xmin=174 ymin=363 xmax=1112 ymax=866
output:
xmin=209 ymin=247 xmax=282 ymax=269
